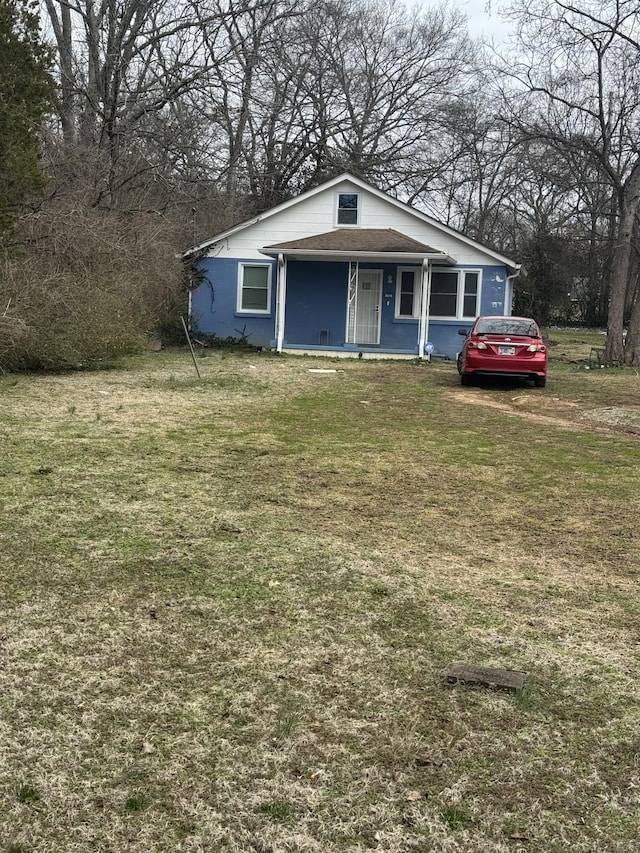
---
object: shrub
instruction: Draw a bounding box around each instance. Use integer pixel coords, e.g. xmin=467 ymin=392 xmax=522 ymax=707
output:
xmin=0 ymin=205 xmax=185 ymax=371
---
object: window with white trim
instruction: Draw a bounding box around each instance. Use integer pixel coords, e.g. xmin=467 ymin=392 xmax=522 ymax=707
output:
xmin=462 ymin=271 xmax=479 ymax=317
xmin=336 ymin=193 xmax=359 ymax=225
xmin=394 ymin=268 xmax=481 ymax=319
xmin=237 ymin=263 xmax=272 ymax=313
xmin=395 ymin=267 xmax=420 ymax=318
xmin=430 ymin=269 xmax=480 ymax=319
xmin=429 ymin=271 xmax=458 ymax=316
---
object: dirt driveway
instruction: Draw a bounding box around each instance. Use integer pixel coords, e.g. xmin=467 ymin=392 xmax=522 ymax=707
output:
xmin=444 ymin=385 xmax=640 ymax=438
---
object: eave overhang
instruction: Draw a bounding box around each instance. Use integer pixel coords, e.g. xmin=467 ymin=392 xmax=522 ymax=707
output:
xmin=260 ymin=248 xmax=456 ymax=264
xmin=260 ymin=227 xmax=456 ymax=265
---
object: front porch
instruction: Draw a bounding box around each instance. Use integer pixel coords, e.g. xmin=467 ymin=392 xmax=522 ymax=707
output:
xmin=271 ymin=344 xmax=425 ymax=359
xmin=261 ymin=228 xmax=454 ymax=360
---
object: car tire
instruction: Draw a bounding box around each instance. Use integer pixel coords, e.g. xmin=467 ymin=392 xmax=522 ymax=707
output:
xmin=456 ymin=354 xmax=463 ymax=375
xmin=460 ymin=373 xmax=472 ymax=386
xmin=534 ymin=376 xmax=546 ymax=388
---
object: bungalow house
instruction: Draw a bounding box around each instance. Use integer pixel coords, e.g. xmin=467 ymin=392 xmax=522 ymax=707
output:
xmin=187 ymin=174 xmax=519 ymax=360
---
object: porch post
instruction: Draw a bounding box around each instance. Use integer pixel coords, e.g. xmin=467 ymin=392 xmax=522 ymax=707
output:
xmin=275 ymin=253 xmax=287 ymax=353
xmin=418 ymin=258 xmax=431 ymax=359
xmin=346 ymin=261 xmax=359 ymax=344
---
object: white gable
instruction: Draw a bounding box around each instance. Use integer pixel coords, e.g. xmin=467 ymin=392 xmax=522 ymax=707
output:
xmin=191 ymin=174 xmax=517 ymax=269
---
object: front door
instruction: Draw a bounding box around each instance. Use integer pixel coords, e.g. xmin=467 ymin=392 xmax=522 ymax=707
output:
xmin=353 ymin=269 xmax=382 ymax=345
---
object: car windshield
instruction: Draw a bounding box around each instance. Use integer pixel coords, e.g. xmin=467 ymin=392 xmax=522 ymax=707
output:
xmin=475 ymin=318 xmax=538 ymax=337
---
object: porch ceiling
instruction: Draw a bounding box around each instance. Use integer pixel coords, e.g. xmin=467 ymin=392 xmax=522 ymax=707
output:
xmin=261 ymin=228 xmax=456 ymax=264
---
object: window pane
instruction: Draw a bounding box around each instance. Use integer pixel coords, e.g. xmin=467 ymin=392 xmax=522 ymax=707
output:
xmin=463 ymin=294 xmax=476 ymax=316
xmin=338 ymin=209 xmax=358 ymax=224
xmin=241 ymin=266 xmax=269 ymax=311
xmin=399 ymin=270 xmax=415 ymax=316
xmin=476 ymin=318 xmax=538 ymax=336
xmin=463 ymin=272 xmax=478 ymax=317
xmin=338 ymin=193 xmax=358 ymax=225
xmin=431 ymin=272 xmax=458 ymax=294
xmin=243 ymin=266 xmax=269 ymax=287
xmin=430 ymin=271 xmax=458 ymax=316
xmin=400 ymin=292 xmax=414 ymax=315
xmin=242 ymin=288 xmax=268 ymax=310
xmin=339 ymin=193 xmax=358 ymax=209
xmin=430 ymin=293 xmax=457 ymax=315
xmin=464 ymin=272 xmax=478 ymax=293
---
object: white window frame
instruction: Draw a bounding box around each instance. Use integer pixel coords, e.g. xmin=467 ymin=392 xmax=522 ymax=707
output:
xmin=430 ymin=268 xmax=482 ymax=320
xmin=335 ymin=192 xmax=359 ymax=226
xmin=460 ymin=269 xmax=481 ymax=319
xmin=394 ymin=266 xmax=421 ymax=318
xmin=236 ymin=262 xmax=272 ymax=314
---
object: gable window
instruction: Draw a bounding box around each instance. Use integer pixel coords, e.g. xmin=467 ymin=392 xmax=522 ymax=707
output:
xmin=237 ymin=263 xmax=271 ymax=313
xmin=337 ymin=193 xmax=359 ymax=225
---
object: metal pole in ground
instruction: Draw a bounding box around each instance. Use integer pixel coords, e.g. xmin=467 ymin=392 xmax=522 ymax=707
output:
xmin=180 ymin=315 xmax=201 ymax=379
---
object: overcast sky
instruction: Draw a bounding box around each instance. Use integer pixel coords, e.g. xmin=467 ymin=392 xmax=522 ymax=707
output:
xmin=416 ymin=0 xmax=513 ymax=43
xmin=455 ymin=0 xmax=512 ymax=41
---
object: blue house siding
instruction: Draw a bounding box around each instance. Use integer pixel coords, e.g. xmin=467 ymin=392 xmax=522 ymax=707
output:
xmin=190 ymin=257 xmax=512 ymax=358
xmin=284 ymin=261 xmax=348 ymax=346
xmin=191 ymin=257 xmax=277 ymax=347
xmin=286 ymin=261 xmax=422 ymax=351
xmin=479 ymin=266 xmax=509 ymax=315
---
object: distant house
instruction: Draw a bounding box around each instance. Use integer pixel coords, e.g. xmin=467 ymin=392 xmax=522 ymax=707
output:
xmin=187 ymin=174 xmax=519 ymax=359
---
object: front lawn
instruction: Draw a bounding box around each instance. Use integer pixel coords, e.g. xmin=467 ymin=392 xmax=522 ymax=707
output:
xmin=1 ymin=351 xmax=639 ymax=852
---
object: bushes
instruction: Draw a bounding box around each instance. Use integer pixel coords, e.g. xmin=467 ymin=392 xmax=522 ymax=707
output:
xmin=0 ymin=205 xmax=185 ymax=372
xmin=0 ymin=279 xmax=144 ymax=371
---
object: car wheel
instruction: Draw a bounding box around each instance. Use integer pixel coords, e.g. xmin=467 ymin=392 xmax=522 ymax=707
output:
xmin=456 ymin=353 xmax=463 ymax=375
xmin=534 ymin=376 xmax=546 ymax=388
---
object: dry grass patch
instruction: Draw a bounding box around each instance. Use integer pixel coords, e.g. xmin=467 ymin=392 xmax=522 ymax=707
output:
xmin=1 ymin=351 xmax=639 ymax=852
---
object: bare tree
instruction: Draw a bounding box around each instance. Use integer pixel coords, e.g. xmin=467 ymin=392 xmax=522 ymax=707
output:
xmin=42 ymin=0 xmax=208 ymax=207
xmin=309 ymin=0 xmax=474 ymax=188
xmin=497 ymin=0 xmax=640 ymax=364
xmin=189 ymin=0 xmax=475 ymax=210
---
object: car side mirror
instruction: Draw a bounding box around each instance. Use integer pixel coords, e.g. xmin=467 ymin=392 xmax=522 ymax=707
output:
xmin=458 ymin=328 xmax=468 ymax=337
xmin=541 ymin=333 xmax=549 ymax=341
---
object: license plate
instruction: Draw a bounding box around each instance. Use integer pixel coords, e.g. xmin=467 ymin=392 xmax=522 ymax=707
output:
xmin=498 ymin=346 xmax=515 ymax=355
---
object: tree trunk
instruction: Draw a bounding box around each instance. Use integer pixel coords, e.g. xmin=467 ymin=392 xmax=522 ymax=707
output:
xmin=623 ymin=267 xmax=640 ymax=364
xmin=605 ymin=168 xmax=640 ymax=364
xmin=44 ymin=0 xmax=75 ymax=142
xmin=605 ymin=207 xmax=633 ymax=364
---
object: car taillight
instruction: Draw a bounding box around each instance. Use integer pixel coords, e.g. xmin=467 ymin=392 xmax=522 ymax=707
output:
xmin=469 ymin=341 xmax=487 ymax=350
xmin=527 ymin=344 xmax=546 ymax=352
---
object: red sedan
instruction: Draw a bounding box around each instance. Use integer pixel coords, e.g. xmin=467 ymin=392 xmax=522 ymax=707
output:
xmin=457 ymin=316 xmax=547 ymax=387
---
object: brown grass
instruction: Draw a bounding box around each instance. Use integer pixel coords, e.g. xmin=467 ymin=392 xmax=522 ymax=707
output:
xmin=1 ymin=349 xmax=639 ymax=852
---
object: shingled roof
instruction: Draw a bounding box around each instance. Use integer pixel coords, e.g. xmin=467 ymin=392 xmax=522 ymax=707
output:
xmin=263 ymin=228 xmax=441 ymax=254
